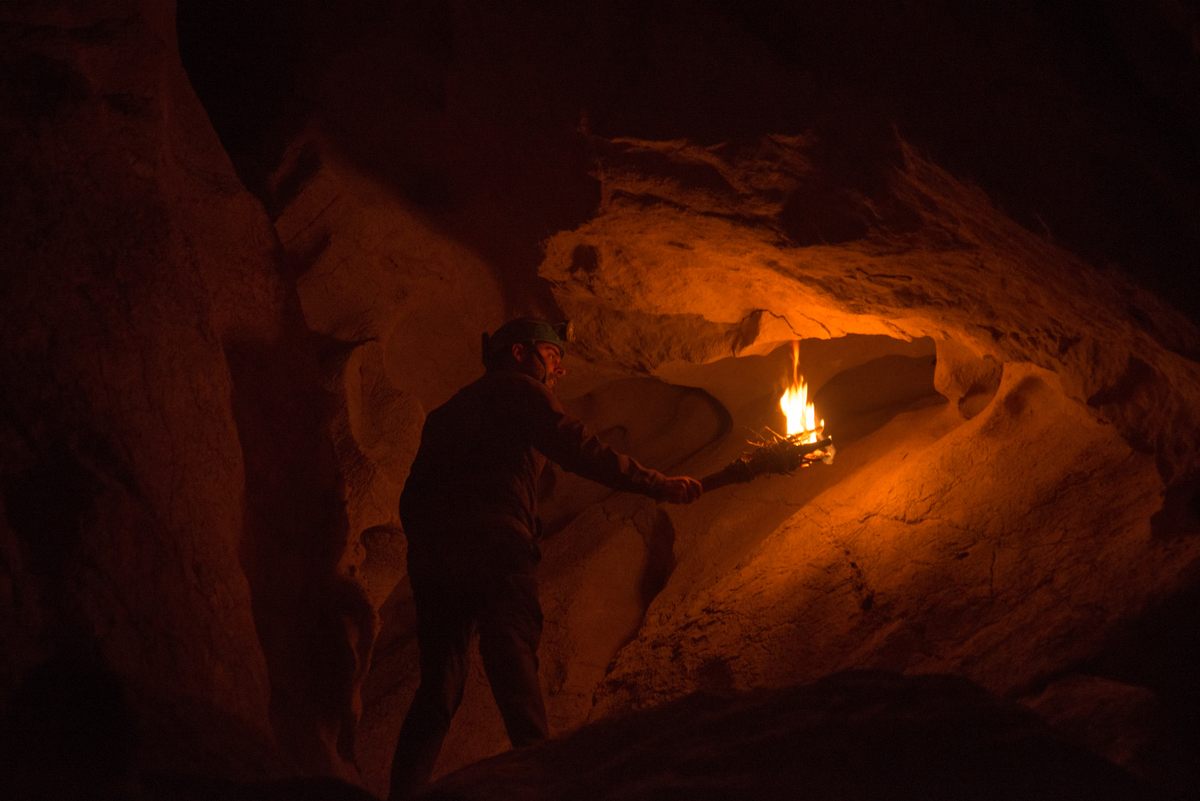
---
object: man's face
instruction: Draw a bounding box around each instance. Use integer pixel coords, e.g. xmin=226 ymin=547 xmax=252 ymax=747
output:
xmin=514 ymin=341 xmax=566 ymax=390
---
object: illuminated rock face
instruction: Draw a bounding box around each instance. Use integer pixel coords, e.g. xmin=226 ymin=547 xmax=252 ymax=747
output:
xmin=5 ymin=1 xmax=1200 ymax=799
xmin=475 ymin=133 xmax=1197 ymax=793
xmin=349 ymin=136 xmax=1200 ymax=794
xmin=351 ymin=133 xmax=1200 ymax=793
xmin=536 ymin=134 xmax=1200 ymax=716
xmin=542 ymin=135 xmax=1200 ymax=483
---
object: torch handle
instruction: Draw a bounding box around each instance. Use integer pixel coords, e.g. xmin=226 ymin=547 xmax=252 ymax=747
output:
xmin=700 ymin=461 xmax=754 ymax=493
xmin=700 ymin=436 xmax=834 ymax=493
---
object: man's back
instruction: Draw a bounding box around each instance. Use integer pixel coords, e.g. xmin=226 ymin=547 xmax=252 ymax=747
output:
xmin=401 ymin=367 xmax=675 ymax=540
xmin=400 ymin=369 xmax=549 ymax=537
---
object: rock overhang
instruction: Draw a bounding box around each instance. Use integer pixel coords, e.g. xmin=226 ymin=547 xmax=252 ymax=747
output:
xmin=540 ymin=133 xmax=1200 ymax=488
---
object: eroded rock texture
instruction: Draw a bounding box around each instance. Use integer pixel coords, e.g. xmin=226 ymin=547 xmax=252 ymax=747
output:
xmin=349 ymin=130 xmax=1200 ymax=794
xmin=4 ymin=1 xmax=1200 ymax=799
xmin=1 ymin=0 xmax=364 ymax=791
xmin=536 ymin=134 xmax=1200 ymax=715
xmin=0 ymin=0 xmax=278 ymax=783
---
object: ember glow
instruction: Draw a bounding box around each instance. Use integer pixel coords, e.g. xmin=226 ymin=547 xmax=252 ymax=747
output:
xmin=780 ymin=341 xmax=824 ymax=442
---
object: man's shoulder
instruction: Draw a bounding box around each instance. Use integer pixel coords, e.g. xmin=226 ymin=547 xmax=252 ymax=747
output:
xmin=481 ymin=369 xmax=554 ymax=397
xmin=431 ymin=370 xmax=533 ymax=404
xmin=478 ymin=370 xmax=565 ymax=425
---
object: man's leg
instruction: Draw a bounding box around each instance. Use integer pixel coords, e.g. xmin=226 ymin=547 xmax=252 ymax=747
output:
xmin=388 ymin=572 xmax=473 ymax=800
xmin=477 ymin=571 xmax=549 ymax=747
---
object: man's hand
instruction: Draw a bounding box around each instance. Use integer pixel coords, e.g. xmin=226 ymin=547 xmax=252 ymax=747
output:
xmin=660 ymin=476 xmax=703 ymax=504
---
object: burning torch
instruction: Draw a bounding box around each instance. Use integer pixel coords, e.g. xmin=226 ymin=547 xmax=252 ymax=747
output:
xmin=701 ymin=342 xmax=836 ymax=493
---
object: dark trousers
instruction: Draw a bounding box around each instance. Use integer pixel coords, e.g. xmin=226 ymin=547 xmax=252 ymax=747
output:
xmin=388 ymin=536 xmax=548 ymax=800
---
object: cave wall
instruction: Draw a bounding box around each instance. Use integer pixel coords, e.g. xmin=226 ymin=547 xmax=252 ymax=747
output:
xmin=3 ymin=0 xmax=1200 ymax=797
xmin=543 ymin=132 xmax=1200 ymax=484
xmin=0 ymin=0 xmax=366 ymax=788
xmin=0 ymin=0 xmax=281 ymax=780
xmin=524 ymin=122 xmax=1200 ymax=790
xmin=331 ymin=7 xmax=1196 ymax=788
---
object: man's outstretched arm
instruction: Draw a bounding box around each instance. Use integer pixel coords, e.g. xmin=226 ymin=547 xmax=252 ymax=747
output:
xmin=514 ymin=376 xmax=703 ymax=504
xmin=657 ymin=475 xmax=703 ymax=504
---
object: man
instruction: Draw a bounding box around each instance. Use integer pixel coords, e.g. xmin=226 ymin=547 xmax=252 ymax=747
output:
xmin=389 ymin=317 xmax=702 ymax=799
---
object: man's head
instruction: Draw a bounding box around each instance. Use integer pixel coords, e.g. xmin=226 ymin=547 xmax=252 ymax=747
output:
xmin=482 ymin=317 xmax=573 ymax=389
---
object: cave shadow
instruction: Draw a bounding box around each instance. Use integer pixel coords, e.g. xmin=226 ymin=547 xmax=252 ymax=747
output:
xmin=0 ymin=654 xmax=298 ymax=800
xmin=178 ymin=0 xmax=1200 ymax=324
xmin=637 ymin=507 xmax=676 ymax=612
xmin=223 ymin=329 xmax=375 ymax=776
xmin=812 ymin=351 xmax=944 ymax=446
xmin=1 ymin=654 xmax=137 ymax=801
xmin=425 ymin=671 xmax=1155 ymax=801
xmin=1083 ymin=568 xmax=1200 ymax=797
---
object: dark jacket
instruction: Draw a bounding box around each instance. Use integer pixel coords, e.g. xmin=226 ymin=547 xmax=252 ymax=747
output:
xmin=400 ymin=369 xmax=666 ymax=543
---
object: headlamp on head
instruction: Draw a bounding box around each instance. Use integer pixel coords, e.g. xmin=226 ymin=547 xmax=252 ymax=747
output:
xmin=552 ymin=320 xmax=574 ymax=344
xmin=481 ymin=317 xmax=573 ymax=368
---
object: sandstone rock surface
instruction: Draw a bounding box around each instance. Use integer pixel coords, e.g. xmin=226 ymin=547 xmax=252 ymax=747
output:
xmin=0 ymin=0 xmax=281 ymax=781
xmin=6 ymin=2 xmax=1200 ymax=799
xmin=357 ymin=132 xmax=1200 ymax=793
xmin=1 ymin=0 xmax=368 ymax=788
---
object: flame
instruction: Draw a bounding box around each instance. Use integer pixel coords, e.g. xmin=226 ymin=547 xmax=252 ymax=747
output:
xmin=779 ymin=341 xmax=824 ymax=443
